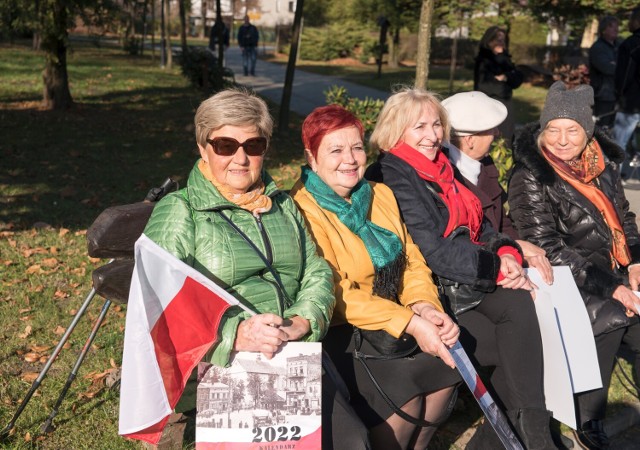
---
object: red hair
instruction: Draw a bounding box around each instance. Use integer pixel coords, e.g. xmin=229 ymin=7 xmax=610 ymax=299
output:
xmin=302 ymin=105 xmax=364 ymax=159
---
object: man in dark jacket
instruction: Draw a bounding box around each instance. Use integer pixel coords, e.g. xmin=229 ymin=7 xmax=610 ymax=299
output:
xmin=208 ymin=20 xmax=230 ymax=54
xmin=613 ymin=8 xmax=640 ymax=156
xmin=589 ymin=15 xmax=620 ymax=129
xmin=237 ymin=15 xmax=259 ymax=76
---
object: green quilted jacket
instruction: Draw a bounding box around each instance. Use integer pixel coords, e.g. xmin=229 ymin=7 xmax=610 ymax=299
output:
xmin=143 ymin=162 xmax=335 ymax=408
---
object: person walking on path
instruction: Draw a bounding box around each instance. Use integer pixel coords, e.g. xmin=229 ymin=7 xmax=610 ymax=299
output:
xmin=589 ymin=15 xmax=621 ymax=130
xmin=613 ymin=8 xmax=640 ymax=161
xmin=237 ymin=15 xmax=259 ymax=76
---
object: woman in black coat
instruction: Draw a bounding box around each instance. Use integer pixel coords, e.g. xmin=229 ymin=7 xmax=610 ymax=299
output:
xmin=509 ymin=81 xmax=640 ymax=450
xmin=474 ymin=26 xmax=523 ymax=148
xmin=365 ymin=87 xmax=556 ymax=450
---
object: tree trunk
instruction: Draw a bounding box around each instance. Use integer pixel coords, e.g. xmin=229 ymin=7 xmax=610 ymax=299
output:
xmin=179 ymin=0 xmax=188 ymax=56
xmin=151 ymin=0 xmax=156 ymax=61
xmin=42 ymin=0 xmax=73 ymax=110
xmin=581 ymin=17 xmax=598 ymax=49
xmin=415 ymin=0 xmax=434 ymax=89
xmin=200 ymin=0 xmax=207 ymax=39
xmin=141 ymin=0 xmax=149 ymax=56
xmin=165 ymin=0 xmax=172 ymax=68
xmin=216 ymin=0 xmax=223 ymax=68
xmin=448 ymin=30 xmax=458 ymax=95
xmin=388 ymin=26 xmax=399 ymax=69
xmin=278 ymin=0 xmax=304 ymax=135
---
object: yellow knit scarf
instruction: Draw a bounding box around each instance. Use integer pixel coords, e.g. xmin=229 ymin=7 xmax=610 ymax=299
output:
xmin=198 ymin=159 xmax=272 ymax=215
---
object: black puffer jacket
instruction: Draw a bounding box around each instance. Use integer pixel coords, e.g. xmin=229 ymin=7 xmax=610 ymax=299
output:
xmin=508 ymin=122 xmax=640 ymax=335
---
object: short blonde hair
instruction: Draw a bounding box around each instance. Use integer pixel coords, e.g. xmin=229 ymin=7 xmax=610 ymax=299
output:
xmin=369 ymin=86 xmax=450 ymax=153
xmin=194 ymin=88 xmax=273 ymax=148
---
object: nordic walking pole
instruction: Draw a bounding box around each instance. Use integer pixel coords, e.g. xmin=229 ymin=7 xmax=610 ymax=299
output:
xmin=41 ymin=298 xmax=112 ymax=433
xmin=450 ymin=341 xmax=524 ymax=450
xmin=0 ymin=286 xmax=100 ymax=440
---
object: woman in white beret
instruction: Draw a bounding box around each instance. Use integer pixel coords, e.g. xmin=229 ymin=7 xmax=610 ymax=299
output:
xmin=442 ymin=91 xmax=553 ymax=286
xmin=365 ymin=86 xmax=556 ymax=449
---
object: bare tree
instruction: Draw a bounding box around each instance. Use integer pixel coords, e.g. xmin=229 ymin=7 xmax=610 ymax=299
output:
xmin=200 ymin=0 xmax=207 ymax=38
xmin=164 ymin=0 xmax=172 ymax=68
xmin=178 ymin=0 xmax=188 ymax=56
xmin=415 ymin=0 xmax=434 ymax=89
xmin=278 ymin=0 xmax=304 ymax=134
xmin=42 ymin=0 xmax=73 ymax=109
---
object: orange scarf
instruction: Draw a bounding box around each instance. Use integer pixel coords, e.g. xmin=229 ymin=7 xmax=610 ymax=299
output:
xmin=198 ymin=159 xmax=272 ymax=215
xmin=541 ymin=139 xmax=630 ymax=267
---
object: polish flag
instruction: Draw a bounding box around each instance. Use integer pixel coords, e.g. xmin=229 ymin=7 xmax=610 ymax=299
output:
xmin=118 ymin=234 xmax=254 ymax=444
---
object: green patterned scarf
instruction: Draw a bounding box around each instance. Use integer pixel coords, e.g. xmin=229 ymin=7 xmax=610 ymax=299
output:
xmin=301 ymin=165 xmax=406 ymax=301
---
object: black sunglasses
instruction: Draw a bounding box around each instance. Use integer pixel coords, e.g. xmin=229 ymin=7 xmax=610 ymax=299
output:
xmin=206 ymin=136 xmax=268 ymax=156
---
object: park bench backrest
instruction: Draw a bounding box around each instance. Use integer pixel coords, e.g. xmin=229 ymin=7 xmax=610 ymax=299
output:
xmin=86 ymin=179 xmax=177 ymax=303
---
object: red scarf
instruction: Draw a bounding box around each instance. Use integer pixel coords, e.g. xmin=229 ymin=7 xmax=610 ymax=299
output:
xmin=390 ymin=142 xmax=483 ymax=242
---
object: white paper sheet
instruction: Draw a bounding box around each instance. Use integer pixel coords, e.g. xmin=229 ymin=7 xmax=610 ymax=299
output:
xmin=531 ymin=290 xmax=576 ymax=429
xmin=632 ymin=291 xmax=640 ymax=315
xmin=527 ymin=266 xmax=602 ymax=394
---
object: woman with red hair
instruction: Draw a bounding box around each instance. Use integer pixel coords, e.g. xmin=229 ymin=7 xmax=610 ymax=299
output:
xmin=291 ymin=105 xmax=461 ymax=449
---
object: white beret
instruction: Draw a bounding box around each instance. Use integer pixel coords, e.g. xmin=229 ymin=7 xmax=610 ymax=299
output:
xmin=442 ymin=91 xmax=508 ymax=136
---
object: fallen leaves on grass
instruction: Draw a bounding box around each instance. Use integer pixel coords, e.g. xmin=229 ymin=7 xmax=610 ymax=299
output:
xmin=54 ymin=290 xmax=69 ymax=299
xmin=21 ymin=372 xmax=38 ymax=382
xmin=22 ymin=246 xmax=48 ymax=258
xmin=26 ymin=264 xmax=43 ymax=274
xmin=23 ymin=352 xmax=39 ymax=363
xmin=59 ymin=228 xmax=70 ymax=237
xmin=17 ymin=325 xmax=32 ymax=339
xmin=41 ymin=257 xmax=58 ymax=267
xmin=53 ymin=325 xmax=66 ymax=335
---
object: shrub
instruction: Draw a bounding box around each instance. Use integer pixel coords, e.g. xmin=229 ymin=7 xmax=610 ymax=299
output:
xmin=489 ymin=137 xmax=514 ymax=191
xmin=324 ymin=85 xmax=384 ymax=143
xmin=178 ymin=46 xmax=235 ymax=93
xmin=298 ymin=24 xmax=375 ymax=61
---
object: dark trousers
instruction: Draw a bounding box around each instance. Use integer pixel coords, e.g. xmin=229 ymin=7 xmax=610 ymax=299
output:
xmin=497 ymin=97 xmax=516 ymax=149
xmin=576 ymin=320 xmax=640 ymax=424
xmin=458 ymin=287 xmax=545 ymax=412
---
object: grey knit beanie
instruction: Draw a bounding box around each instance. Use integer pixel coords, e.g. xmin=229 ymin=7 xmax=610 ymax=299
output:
xmin=539 ymin=81 xmax=595 ymax=138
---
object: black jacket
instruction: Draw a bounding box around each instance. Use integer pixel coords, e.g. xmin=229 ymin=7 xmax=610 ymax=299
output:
xmin=615 ymin=28 xmax=640 ymax=113
xmin=508 ymin=122 xmax=640 ymax=335
xmin=365 ymin=151 xmax=520 ymax=292
xmin=474 ymin=48 xmax=523 ymax=101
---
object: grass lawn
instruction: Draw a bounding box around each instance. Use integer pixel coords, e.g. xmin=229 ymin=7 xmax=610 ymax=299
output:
xmin=0 ymin=38 xmax=638 ymax=450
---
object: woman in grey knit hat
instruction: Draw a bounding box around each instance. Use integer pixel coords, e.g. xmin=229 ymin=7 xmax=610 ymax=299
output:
xmin=508 ymin=80 xmax=640 ymax=450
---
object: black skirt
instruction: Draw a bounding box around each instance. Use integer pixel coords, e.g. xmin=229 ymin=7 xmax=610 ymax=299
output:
xmin=323 ymin=324 xmax=461 ymax=428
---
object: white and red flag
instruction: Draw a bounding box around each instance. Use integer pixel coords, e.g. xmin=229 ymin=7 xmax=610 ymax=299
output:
xmin=118 ymin=234 xmax=253 ymax=444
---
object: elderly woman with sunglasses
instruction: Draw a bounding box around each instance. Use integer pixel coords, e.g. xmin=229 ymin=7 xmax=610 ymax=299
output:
xmin=142 ymin=89 xmax=336 ymax=443
xmin=291 ymin=105 xmax=461 ymax=450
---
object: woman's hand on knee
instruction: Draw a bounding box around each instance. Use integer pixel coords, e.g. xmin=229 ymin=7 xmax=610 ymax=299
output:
xmin=517 ymin=240 xmax=554 ymax=285
xmin=234 ymin=313 xmax=289 ymax=359
xmin=411 ymin=303 xmax=459 ymax=347
xmin=628 ymin=264 xmax=640 ymax=291
xmin=498 ymin=254 xmax=537 ymax=291
xmin=613 ymin=285 xmax=639 ymax=316
xmin=406 ymin=315 xmax=457 ymax=369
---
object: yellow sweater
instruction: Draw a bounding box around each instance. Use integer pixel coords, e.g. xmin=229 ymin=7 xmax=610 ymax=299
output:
xmin=291 ymin=179 xmax=443 ymax=338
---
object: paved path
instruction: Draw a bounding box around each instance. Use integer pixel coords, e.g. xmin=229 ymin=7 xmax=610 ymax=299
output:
xmin=221 ymin=46 xmax=640 ymax=448
xmin=223 ymin=47 xmax=389 ymax=116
